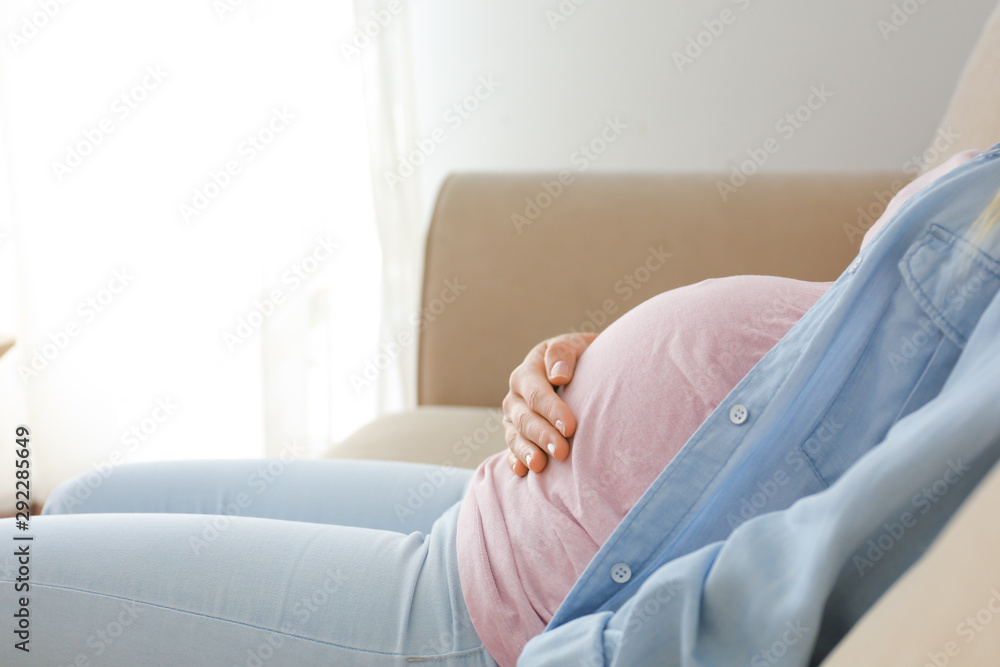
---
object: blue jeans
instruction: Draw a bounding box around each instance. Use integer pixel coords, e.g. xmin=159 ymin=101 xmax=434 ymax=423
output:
xmin=1 ymin=460 xmax=498 ymax=666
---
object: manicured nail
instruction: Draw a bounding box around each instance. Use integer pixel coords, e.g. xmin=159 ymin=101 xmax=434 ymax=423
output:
xmin=525 ymin=453 xmax=533 ymax=469
xmin=547 ymin=442 xmax=556 ymax=455
xmin=551 ymin=361 xmax=569 ymax=379
xmin=512 ymin=460 xmax=518 ymax=473
xmin=555 ymin=420 xmax=566 ymax=436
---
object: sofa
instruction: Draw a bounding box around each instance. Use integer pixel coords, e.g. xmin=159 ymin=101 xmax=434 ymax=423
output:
xmin=325 ymin=2 xmax=1000 ymax=663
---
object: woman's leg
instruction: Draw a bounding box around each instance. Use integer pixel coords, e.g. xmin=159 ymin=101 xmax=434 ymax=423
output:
xmin=2 ymin=500 xmax=494 ymax=665
xmin=44 ymin=459 xmax=472 ymax=535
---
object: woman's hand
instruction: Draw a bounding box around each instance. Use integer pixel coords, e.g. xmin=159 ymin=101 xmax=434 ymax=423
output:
xmin=504 ymin=332 xmax=597 ymax=476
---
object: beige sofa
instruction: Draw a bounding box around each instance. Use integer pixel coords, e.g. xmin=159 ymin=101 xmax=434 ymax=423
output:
xmin=326 ymin=2 xmax=1000 ymax=662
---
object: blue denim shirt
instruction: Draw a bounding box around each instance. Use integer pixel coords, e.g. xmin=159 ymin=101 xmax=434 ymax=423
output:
xmin=519 ymin=143 xmax=1000 ymax=666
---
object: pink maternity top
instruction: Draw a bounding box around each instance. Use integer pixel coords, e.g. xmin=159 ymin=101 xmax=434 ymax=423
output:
xmin=456 ymin=149 xmax=981 ymax=667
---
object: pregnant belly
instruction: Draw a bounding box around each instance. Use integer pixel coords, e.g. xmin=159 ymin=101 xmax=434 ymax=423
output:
xmin=457 ymin=275 xmax=831 ymax=660
xmin=516 ymin=277 xmax=829 ymax=600
xmin=539 ymin=278 xmax=800 ymax=548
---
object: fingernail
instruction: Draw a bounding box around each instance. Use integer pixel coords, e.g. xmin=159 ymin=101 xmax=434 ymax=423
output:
xmin=551 ymin=361 xmax=569 ymax=379
xmin=525 ymin=453 xmax=533 ymax=469
xmin=555 ymin=420 xmax=566 ymax=436
xmin=547 ymin=442 xmax=556 ymax=455
xmin=512 ymin=460 xmax=518 ymax=473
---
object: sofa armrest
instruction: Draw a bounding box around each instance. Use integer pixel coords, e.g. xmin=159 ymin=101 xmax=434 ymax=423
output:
xmin=419 ymin=171 xmax=908 ymax=408
xmin=323 ymin=406 xmax=506 ymax=469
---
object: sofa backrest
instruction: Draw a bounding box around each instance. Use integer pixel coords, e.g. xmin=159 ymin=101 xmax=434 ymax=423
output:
xmin=923 ymin=1 xmax=1000 ymax=169
xmin=417 ymin=171 xmax=903 ymax=407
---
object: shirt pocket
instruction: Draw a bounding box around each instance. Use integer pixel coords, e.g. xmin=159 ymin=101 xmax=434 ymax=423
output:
xmin=799 ymin=224 xmax=1000 ymax=488
xmin=901 ymin=224 xmax=1000 ymax=347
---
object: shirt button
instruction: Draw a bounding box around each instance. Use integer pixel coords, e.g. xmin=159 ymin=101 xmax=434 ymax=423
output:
xmin=611 ymin=563 xmax=632 ymax=584
xmin=847 ymin=257 xmax=862 ymax=274
xmin=729 ymin=404 xmax=748 ymax=425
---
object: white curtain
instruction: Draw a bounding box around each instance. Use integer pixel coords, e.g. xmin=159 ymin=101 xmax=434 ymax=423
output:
xmin=352 ymin=0 xmax=423 ymax=414
xmin=0 ymin=0 xmax=386 ymax=504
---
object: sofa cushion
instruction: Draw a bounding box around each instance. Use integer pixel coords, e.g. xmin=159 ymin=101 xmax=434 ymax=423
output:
xmin=323 ymin=405 xmax=506 ymax=470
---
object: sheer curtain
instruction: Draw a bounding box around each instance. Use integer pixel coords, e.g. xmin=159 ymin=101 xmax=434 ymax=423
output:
xmin=352 ymin=0 xmax=422 ymax=414
xmin=0 ymin=0 xmax=387 ymax=504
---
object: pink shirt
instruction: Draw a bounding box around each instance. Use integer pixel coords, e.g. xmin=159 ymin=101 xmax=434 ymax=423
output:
xmin=458 ymin=275 xmax=831 ymax=665
xmin=457 ymin=148 xmax=981 ymax=667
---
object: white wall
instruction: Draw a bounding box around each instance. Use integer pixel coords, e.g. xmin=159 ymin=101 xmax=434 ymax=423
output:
xmin=403 ymin=0 xmax=998 ymax=225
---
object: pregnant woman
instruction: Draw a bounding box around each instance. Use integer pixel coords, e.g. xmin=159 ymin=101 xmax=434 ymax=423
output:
xmin=6 ymin=145 xmax=1000 ymax=666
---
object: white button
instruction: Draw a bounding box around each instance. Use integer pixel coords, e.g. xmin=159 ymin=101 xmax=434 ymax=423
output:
xmin=729 ymin=404 xmax=748 ymax=425
xmin=611 ymin=563 xmax=631 ymax=583
xmin=847 ymin=257 xmax=862 ymax=274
